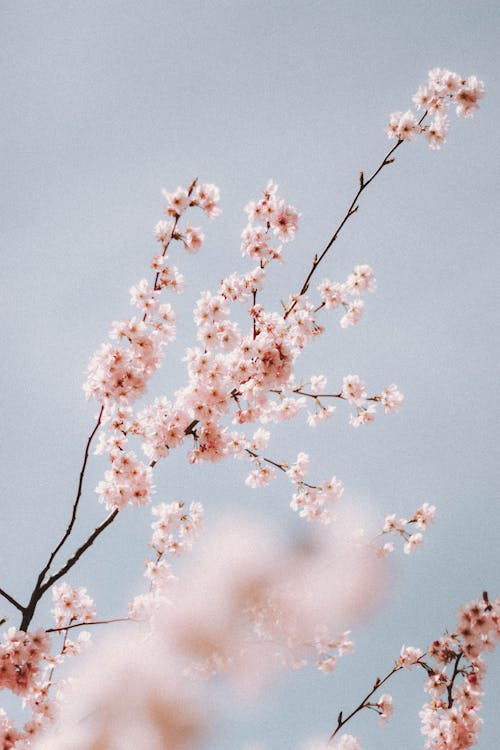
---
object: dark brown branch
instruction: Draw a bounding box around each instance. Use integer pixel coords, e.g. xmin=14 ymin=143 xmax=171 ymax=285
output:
xmin=20 ymin=509 xmax=119 ymax=631
xmin=18 ymin=408 xmax=105 ymax=632
xmin=38 ymin=406 xmax=105 ymax=586
xmin=39 ymin=510 xmax=120 ymax=597
xmin=0 ymin=587 xmax=24 ymax=613
xmin=447 ymin=651 xmax=463 ymax=708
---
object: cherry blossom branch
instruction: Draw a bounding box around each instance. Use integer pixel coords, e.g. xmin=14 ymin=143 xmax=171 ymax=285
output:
xmin=284 ymin=112 xmax=428 ymax=320
xmin=17 ymin=407 xmax=105 ymax=632
xmin=47 ymin=630 xmax=68 ymax=687
xmin=38 ymin=406 xmax=105 ymax=585
xmin=20 ymin=509 xmax=119 ymax=631
xmin=271 ymin=387 xmax=380 ymax=402
xmin=39 ymin=510 xmax=120 ymax=598
xmin=0 ymin=587 xmax=24 ymax=613
xmin=245 ymin=448 xmax=319 ymax=490
xmin=46 ymin=616 xmax=130 ymax=634
xmin=447 ymin=651 xmax=463 ymax=708
xmin=329 ymin=664 xmax=402 ymax=741
xmin=149 ymin=176 xmax=198 ymax=303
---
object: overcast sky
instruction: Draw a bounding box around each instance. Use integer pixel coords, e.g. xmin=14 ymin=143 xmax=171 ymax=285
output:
xmin=1 ymin=1 xmax=499 ymax=748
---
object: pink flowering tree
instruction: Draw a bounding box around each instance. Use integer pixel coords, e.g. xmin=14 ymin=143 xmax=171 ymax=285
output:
xmin=0 ymin=69 xmax=497 ymax=750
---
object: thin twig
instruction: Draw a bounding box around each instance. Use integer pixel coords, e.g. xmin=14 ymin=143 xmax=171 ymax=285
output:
xmin=245 ymin=448 xmax=319 ymax=490
xmin=284 ymin=113 xmax=428 ymax=321
xmin=329 ymin=664 xmax=402 ymax=742
xmin=46 ymin=616 xmax=130 ymax=634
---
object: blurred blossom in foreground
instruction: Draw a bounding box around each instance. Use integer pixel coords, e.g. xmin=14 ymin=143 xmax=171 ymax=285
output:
xmin=33 ymin=512 xmax=386 ymax=749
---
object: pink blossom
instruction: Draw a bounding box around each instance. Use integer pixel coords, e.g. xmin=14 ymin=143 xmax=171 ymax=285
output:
xmin=387 ymin=110 xmax=420 ymax=141
xmin=391 ymin=69 xmax=484 ymax=149
xmin=270 ymin=199 xmax=300 ymax=242
xmin=398 ymin=645 xmax=424 ymax=669
xmin=340 ymin=299 xmax=364 ymax=328
xmin=51 ymin=583 xmax=96 ymax=627
xmin=341 ymin=375 xmax=367 ymax=407
xmin=413 ymin=502 xmax=437 ymax=530
xmin=375 ymin=541 xmax=394 ymax=558
xmin=382 ymin=513 xmax=407 ymax=534
xmin=245 ymin=464 xmax=277 ymax=487
xmin=345 ymin=265 xmax=376 ymax=295
xmin=194 ymin=182 xmax=221 ymax=218
xmin=404 ymin=532 xmax=424 ymax=554
xmin=162 ymin=185 xmax=190 ymax=217
xmin=349 ymin=403 xmax=376 ymax=427
xmin=454 ymin=75 xmax=485 ymax=118
xmin=377 ymin=693 xmax=393 ymax=724
xmin=286 ymin=452 xmax=310 ymax=482
xmin=95 ymin=449 xmax=155 ymax=510
xmin=310 ymin=374 xmax=327 ymax=394
xmin=153 ymin=219 xmax=174 ymax=244
xmin=317 ymin=278 xmax=346 ymax=309
xmin=380 ymin=384 xmax=404 ymax=414
xmin=331 ymin=735 xmax=362 ymax=750
xmin=183 ymin=226 xmax=204 ymax=253
xmin=425 ymin=115 xmax=449 ymax=150
xmin=307 ymin=404 xmax=336 ymax=427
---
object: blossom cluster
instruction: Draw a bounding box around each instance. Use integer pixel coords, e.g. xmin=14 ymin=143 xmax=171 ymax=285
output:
xmin=31 ymin=517 xmax=385 ymax=749
xmin=86 ymin=180 xmax=403 ymax=528
xmin=94 ymin=448 xmax=155 ymax=510
xmin=387 ymin=68 xmax=484 ymax=149
xmin=0 ymin=629 xmax=54 ymax=748
xmin=341 ymin=375 xmax=403 ymax=427
xmin=317 ymin=263 xmax=375 ymax=329
xmin=0 ymin=628 xmax=50 ymax=698
xmin=243 ymin=178 xmax=300 ymax=250
xmin=377 ymin=502 xmax=436 ymax=556
xmin=0 ymin=585 xmax=98 ymax=748
xmin=129 ymin=500 xmax=204 ymax=621
xmin=268 ymin=374 xmax=403 ymax=430
xmin=84 ymin=180 xmax=220 ymax=409
xmin=51 ymin=583 xmax=96 ymax=628
xmin=419 ymin=595 xmax=500 ymax=749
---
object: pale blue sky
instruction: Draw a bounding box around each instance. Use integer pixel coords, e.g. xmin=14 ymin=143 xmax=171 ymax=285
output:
xmin=1 ymin=1 xmax=499 ymax=748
